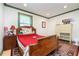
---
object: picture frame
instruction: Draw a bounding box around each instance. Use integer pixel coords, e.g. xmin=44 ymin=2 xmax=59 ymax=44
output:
xmin=42 ymin=21 xmax=46 ymax=28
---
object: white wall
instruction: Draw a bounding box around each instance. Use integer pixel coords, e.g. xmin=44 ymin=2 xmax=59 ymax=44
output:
xmin=4 ymin=6 xmax=49 ymax=36
xmin=0 ymin=3 xmax=4 ymax=53
xmin=48 ymin=10 xmax=79 ymax=41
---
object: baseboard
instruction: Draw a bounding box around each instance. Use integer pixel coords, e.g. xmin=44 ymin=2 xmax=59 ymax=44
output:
xmin=59 ymin=39 xmax=69 ymax=42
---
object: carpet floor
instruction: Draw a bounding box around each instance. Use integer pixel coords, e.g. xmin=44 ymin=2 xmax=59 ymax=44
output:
xmin=48 ymin=40 xmax=78 ymax=56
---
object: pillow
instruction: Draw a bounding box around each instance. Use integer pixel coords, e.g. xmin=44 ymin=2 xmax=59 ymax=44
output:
xmin=21 ymin=28 xmax=33 ymax=34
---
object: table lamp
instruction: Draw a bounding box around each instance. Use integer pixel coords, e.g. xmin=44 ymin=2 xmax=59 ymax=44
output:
xmin=10 ymin=25 xmax=16 ymax=35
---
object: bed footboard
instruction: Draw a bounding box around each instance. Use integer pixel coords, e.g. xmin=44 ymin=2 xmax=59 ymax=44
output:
xmin=29 ymin=35 xmax=58 ymax=56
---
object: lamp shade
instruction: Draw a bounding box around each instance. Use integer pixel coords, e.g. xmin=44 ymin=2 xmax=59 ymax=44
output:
xmin=10 ymin=25 xmax=16 ymax=31
xmin=4 ymin=26 xmax=8 ymax=31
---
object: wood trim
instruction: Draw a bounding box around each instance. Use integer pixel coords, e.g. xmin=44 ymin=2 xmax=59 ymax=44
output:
xmin=48 ymin=8 xmax=79 ymax=19
xmin=4 ymin=3 xmax=79 ymax=19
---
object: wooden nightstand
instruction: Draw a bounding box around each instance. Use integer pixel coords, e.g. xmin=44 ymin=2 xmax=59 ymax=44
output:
xmin=3 ymin=35 xmax=17 ymax=50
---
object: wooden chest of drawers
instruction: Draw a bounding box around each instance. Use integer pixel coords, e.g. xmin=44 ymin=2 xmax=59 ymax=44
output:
xmin=3 ymin=35 xmax=17 ymax=50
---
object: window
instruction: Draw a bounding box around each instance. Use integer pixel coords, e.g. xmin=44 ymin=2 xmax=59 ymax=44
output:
xmin=18 ymin=13 xmax=33 ymax=27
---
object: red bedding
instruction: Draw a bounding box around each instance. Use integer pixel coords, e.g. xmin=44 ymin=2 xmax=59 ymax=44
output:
xmin=17 ymin=34 xmax=44 ymax=47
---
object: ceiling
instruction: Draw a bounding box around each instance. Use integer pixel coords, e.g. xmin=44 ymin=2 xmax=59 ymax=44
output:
xmin=6 ymin=3 xmax=79 ymax=18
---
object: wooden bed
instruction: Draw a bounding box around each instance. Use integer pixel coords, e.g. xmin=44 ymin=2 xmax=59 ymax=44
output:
xmin=16 ymin=26 xmax=58 ymax=56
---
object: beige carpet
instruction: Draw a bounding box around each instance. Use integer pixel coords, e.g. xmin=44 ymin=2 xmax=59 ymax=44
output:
xmin=2 ymin=50 xmax=11 ymax=56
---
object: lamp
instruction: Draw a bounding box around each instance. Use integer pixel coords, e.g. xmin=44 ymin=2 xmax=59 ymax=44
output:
xmin=4 ymin=26 xmax=8 ymax=36
xmin=10 ymin=25 xmax=16 ymax=35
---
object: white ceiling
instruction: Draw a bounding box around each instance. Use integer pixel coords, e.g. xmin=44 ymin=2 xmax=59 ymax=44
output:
xmin=6 ymin=3 xmax=79 ymax=18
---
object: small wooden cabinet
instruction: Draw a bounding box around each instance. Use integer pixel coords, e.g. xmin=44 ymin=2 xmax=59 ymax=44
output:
xmin=3 ymin=35 xmax=17 ymax=50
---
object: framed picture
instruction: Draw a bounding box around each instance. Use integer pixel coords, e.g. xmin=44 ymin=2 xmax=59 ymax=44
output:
xmin=42 ymin=21 xmax=46 ymax=28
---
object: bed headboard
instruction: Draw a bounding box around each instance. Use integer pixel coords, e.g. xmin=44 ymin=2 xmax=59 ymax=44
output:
xmin=16 ymin=26 xmax=36 ymax=35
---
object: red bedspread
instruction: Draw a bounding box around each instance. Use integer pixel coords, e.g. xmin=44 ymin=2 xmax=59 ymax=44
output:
xmin=17 ymin=34 xmax=44 ymax=47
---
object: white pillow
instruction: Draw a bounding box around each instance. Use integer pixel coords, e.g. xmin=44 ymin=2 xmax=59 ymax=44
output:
xmin=22 ymin=28 xmax=33 ymax=34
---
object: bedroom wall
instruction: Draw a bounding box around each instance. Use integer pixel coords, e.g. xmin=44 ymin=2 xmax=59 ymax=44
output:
xmin=0 ymin=3 xmax=4 ymax=53
xmin=4 ymin=6 xmax=49 ymax=36
xmin=48 ymin=10 xmax=79 ymax=41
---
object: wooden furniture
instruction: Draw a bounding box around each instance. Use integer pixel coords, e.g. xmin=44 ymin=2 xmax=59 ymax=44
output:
xmin=18 ymin=35 xmax=58 ymax=56
xmin=56 ymin=24 xmax=72 ymax=43
xmin=29 ymin=35 xmax=58 ymax=56
xmin=16 ymin=26 xmax=58 ymax=56
xmin=3 ymin=35 xmax=17 ymax=50
xmin=77 ymin=46 xmax=79 ymax=56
